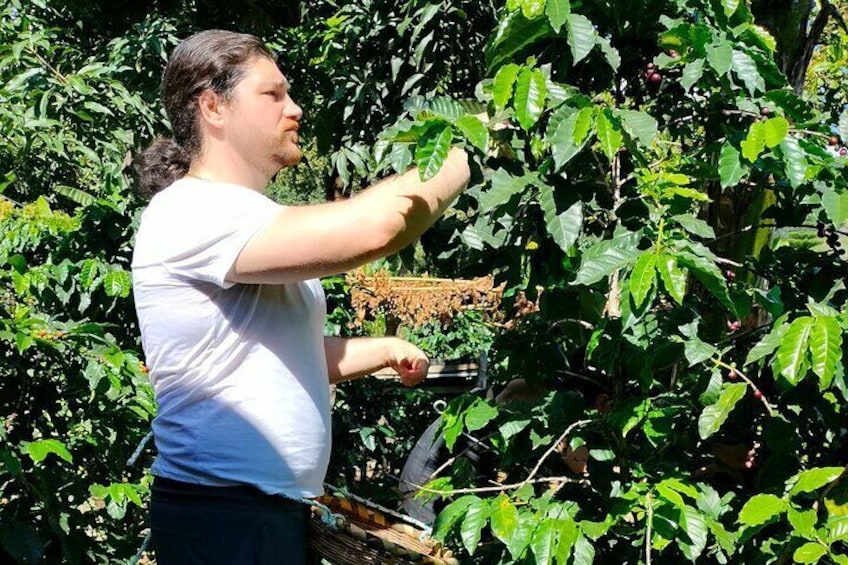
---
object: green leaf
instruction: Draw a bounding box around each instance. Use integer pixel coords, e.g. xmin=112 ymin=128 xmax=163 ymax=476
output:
xmin=707 ymin=518 xmax=737 ymax=554
xmin=741 ymin=121 xmax=766 ymax=162
xmin=698 ymin=382 xmax=747 ymax=439
xmin=630 ymin=251 xmax=659 ymax=308
xmin=745 ymin=318 xmax=790 ymax=365
xmin=839 ymin=110 xmax=848 ymax=145
xmin=465 ymin=398 xmax=499 ymax=432
xmin=490 ymin=495 xmax=520 ymax=547
xmin=531 ymin=519 xmax=558 ymax=565
xmin=596 ymin=109 xmax=623 ymax=160
xmin=493 ymin=64 xmax=521 ymax=113
xmin=731 ymin=50 xmax=765 ymax=95
xmin=539 ymin=185 xmax=583 ymax=251
xmin=550 ymin=111 xmax=585 ymax=170
xmin=508 ymin=512 xmax=537 ymax=560
xmin=572 ymin=231 xmax=641 ymax=286
xmin=657 ymin=255 xmax=687 ymax=305
xmin=679 ymin=505 xmax=709 ymax=561
xmin=722 ymin=0 xmax=740 ymax=17
xmin=822 ymin=189 xmax=848 ymax=226
xmin=776 ymin=316 xmax=814 ymax=385
xmin=787 ymin=507 xmax=818 ymax=539
xmin=571 ymin=533 xmax=595 ymax=565
xmin=479 ymin=169 xmax=532 ymax=211
xmin=676 ymin=249 xmax=735 ymax=313
xmin=793 ymin=543 xmax=827 ymax=564
xmin=681 ymin=59 xmax=705 ymax=91
xmin=707 ymin=41 xmax=733 ymax=76
xmin=460 ymin=498 xmax=489 ymax=555
xmin=416 ymin=125 xmax=454 ymax=182
xmin=596 ymin=35 xmax=621 ymax=72
xmin=455 ymin=115 xmax=489 ymax=152
xmin=104 ymin=270 xmax=132 ymax=298
xmin=573 ymin=107 xmax=594 ymax=144
xmin=763 ymin=117 xmax=789 ymax=148
xmin=514 ymin=67 xmax=547 ymax=130
xmin=789 ymin=467 xmax=845 ymax=496
xmin=486 ymin=11 xmax=552 ymax=72
xmin=433 ymin=495 xmax=477 ymax=540
xmin=556 ymin=519 xmax=578 ymax=564
xmin=809 ymin=316 xmax=842 ymax=389
xmin=546 ymin=0 xmax=570 ymax=33
xmin=671 ymin=215 xmax=716 ymax=239
xmin=719 ymin=143 xmax=748 ymax=188
xmin=738 ymin=494 xmax=788 ymax=527
xmin=566 ymin=13 xmax=597 ymax=65
xmin=618 ymin=109 xmax=658 ymax=147
xmin=780 ymin=136 xmax=808 ymax=188
xmin=22 ymin=439 xmax=73 ymax=464
xmin=521 ymin=0 xmax=546 ymax=19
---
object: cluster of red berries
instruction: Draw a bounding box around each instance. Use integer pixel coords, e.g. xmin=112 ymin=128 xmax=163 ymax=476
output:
xmin=828 ymin=136 xmax=848 ymax=156
xmin=644 ymin=62 xmax=662 ymax=84
xmin=726 ymin=319 xmax=742 ymax=332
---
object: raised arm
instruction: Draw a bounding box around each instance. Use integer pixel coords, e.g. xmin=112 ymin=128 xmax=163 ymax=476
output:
xmin=227 ymin=148 xmax=470 ymax=284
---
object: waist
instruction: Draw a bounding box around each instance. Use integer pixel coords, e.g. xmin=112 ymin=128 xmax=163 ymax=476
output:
xmin=151 ymin=476 xmax=304 ymax=509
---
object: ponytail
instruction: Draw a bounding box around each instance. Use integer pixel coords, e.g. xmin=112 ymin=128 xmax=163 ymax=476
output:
xmin=135 ymin=138 xmax=190 ymax=197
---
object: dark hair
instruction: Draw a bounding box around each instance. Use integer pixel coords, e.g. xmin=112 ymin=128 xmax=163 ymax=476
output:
xmin=135 ymin=30 xmax=273 ymax=197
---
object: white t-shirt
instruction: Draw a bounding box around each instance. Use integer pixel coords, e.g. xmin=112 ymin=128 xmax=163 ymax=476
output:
xmin=131 ymin=178 xmax=331 ymax=498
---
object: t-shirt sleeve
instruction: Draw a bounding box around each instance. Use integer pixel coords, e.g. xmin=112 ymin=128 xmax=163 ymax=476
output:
xmin=156 ymin=184 xmax=283 ymax=289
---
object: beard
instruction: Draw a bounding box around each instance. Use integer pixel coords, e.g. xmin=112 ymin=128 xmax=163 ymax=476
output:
xmin=271 ymin=126 xmax=302 ymax=168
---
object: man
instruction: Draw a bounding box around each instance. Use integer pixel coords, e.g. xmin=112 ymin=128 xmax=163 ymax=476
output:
xmin=132 ymin=29 xmax=470 ymax=564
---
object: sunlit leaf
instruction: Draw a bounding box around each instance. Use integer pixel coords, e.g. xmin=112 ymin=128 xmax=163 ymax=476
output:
xmin=657 ymin=254 xmax=687 ymax=305
xmin=698 ymin=382 xmax=747 ymax=439
xmin=539 ymin=184 xmax=583 ymax=251
xmin=719 ymin=143 xmax=747 ymax=188
xmin=433 ymin=495 xmax=477 ymax=540
xmin=630 ymin=251 xmax=658 ymax=308
xmin=789 ymin=467 xmax=845 ymax=496
xmin=776 ymin=316 xmax=813 ymax=385
xmin=460 ymin=497 xmax=489 ymax=555
xmin=546 ymin=0 xmax=570 ymax=33
xmin=762 ymin=117 xmax=789 ymax=148
xmin=416 ymin=125 xmax=454 ymax=181
xmin=618 ymin=109 xmax=657 ymax=147
xmin=809 ymin=315 xmax=842 ymax=389
xmin=738 ymin=494 xmax=787 ymax=526
xmin=514 ymin=67 xmax=547 ymax=130
xmin=566 ymin=13 xmax=596 ymax=65
xmin=780 ymin=136 xmax=807 ymax=188
xmin=493 ymin=63 xmax=521 ymax=113
xmin=596 ymin=109 xmax=623 ymax=160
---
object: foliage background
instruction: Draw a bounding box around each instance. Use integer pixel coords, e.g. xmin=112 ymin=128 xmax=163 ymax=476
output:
xmin=2 ymin=0 xmax=848 ymax=564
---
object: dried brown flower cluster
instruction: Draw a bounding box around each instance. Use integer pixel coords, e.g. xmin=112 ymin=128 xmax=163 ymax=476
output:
xmin=346 ymin=269 xmax=503 ymax=330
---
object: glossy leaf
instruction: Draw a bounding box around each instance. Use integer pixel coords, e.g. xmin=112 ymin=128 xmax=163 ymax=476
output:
xmin=546 ymin=0 xmax=570 ymax=33
xmin=731 ymin=50 xmax=765 ymax=94
xmin=740 ymin=121 xmax=766 ymax=162
xmin=762 ymin=117 xmax=789 ymax=148
xmin=719 ymin=143 xmax=747 ymax=188
xmin=776 ymin=316 xmax=813 ymax=385
xmin=550 ymin=111 xmax=585 ymax=169
xmin=479 ymin=169 xmax=533 ymax=211
xmin=745 ymin=317 xmax=789 ymax=365
xmin=657 ymin=255 xmax=687 ymax=305
xmin=596 ymin=109 xmax=623 ymax=160
xmin=433 ymin=495 xmax=477 ymax=540
xmin=780 ymin=136 xmax=808 ymax=188
xmin=738 ymin=494 xmax=787 ymax=527
xmin=539 ymin=184 xmax=583 ymax=251
xmin=679 ymin=506 xmax=709 ymax=561
xmin=707 ymin=41 xmax=733 ymax=76
xmin=681 ymin=59 xmax=705 ymax=91
xmin=22 ymin=439 xmax=73 ymax=464
xmin=416 ymin=125 xmax=453 ymax=181
xmin=787 ymin=507 xmax=817 ymax=539
xmin=572 ymin=231 xmax=641 ymax=286
xmin=566 ymin=13 xmax=596 ymax=65
xmin=460 ymin=497 xmax=489 ymax=555
xmin=698 ymin=382 xmax=747 ymax=439
xmin=793 ymin=543 xmax=827 ymax=564
xmin=104 ymin=270 xmax=131 ymax=298
xmin=556 ymin=519 xmax=578 ymax=564
xmin=531 ymin=519 xmax=558 ymax=565
xmin=573 ymin=106 xmax=594 ymax=144
xmin=571 ymin=533 xmax=595 ymax=565
xmin=809 ymin=315 xmax=842 ymax=389
xmin=508 ymin=511 xmax=537 ymax=560
xmin=789 ymin=467 xmax=845 ymax=496
xmin=822 ymin=189 xmax=848 ymax=226
xmin=671 ymin=215 xmax=716 ymax=239
xmin=630 ymin=251 xmax=658 ymax=308
xmin=514 ymin=67 xmax=547 ymax=130
xmin=490 ymin=495 xmax=519 ymax=547
xmin=455 ymin=115 xmax=489 ymax=152
xmin=618 ymin=109 xmax=658 ymax=147
xmin=722 ymin=0 xmax=740 ymax=17
xmin=465 ymin=398 xmax=499 ymax=432
xmin=493 ymin=64 xmax=521 ymax=113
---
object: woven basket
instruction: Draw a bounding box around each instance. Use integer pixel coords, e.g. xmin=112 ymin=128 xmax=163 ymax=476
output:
xmin=308 ymin=495 xmax=458 ymax=565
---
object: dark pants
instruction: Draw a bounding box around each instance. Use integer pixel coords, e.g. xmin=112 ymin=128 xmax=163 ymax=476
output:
xmin=150 ymin=476 xmax=317 ymax=565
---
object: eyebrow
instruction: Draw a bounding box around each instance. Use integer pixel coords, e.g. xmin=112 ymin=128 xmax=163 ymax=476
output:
xmin=260 ymin=79 xmax=290 ymax=91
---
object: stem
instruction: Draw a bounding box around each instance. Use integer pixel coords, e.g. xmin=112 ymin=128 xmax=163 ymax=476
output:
xmin=712 ymin=358 xmax=775 ymax=416
xmin=400 ymin=475 xmax=591 ymax=496
xmin=520 ymin=419 xmax=592 ymax=487
xmin=645 ymin=492 xmax=653 ymax=565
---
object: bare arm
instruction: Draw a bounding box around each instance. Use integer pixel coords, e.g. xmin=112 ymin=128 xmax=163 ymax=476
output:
xmin=324 ymin=336 xmax=429 ymax=386
xmin=228 ymin=148 xmax=470 ymax=284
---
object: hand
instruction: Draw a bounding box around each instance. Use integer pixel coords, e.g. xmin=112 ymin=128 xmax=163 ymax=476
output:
xmin=386 ymin=338 xmax=430 ymax=387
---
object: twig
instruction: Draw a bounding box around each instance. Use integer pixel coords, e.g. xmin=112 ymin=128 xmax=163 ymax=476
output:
xmin=645 ymin=492 xmax=653 ymax=565
xmin=400 ymin=475 xmax=591 ymax=496
xmin=521 ymin=419 xmax=592 ymax=487
xmin=712 ymin=358 xmax=774 ymax=416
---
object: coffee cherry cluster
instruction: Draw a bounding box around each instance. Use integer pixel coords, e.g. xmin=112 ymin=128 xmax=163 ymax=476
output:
xmin=817 ymin=221 xmax=844 ymax=255
xmin=644 ymin=62 xmax=662 ymax=84
xmin=827 ymin=136 xmax=847 ymax=155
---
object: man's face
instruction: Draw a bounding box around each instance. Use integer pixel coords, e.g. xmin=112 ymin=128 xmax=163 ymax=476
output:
xmin=224 ymin=56 xmax=303 ymax=173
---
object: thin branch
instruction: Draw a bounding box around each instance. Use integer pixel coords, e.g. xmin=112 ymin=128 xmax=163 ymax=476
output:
xmin=712 ymin=358 xmax=774 ymax=416
xmin=400 ymin=475 xmax=591 ymax=496
xmin=521 ymin=419 xmax=592 ymax=487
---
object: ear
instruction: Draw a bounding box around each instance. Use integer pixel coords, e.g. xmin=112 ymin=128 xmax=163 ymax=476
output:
xmin=197 ymin=89 xmax=227 ymax=129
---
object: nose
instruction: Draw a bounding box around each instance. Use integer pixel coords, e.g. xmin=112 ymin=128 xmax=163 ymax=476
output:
xmin=285 ymin=98 xmax=303 ymax=122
